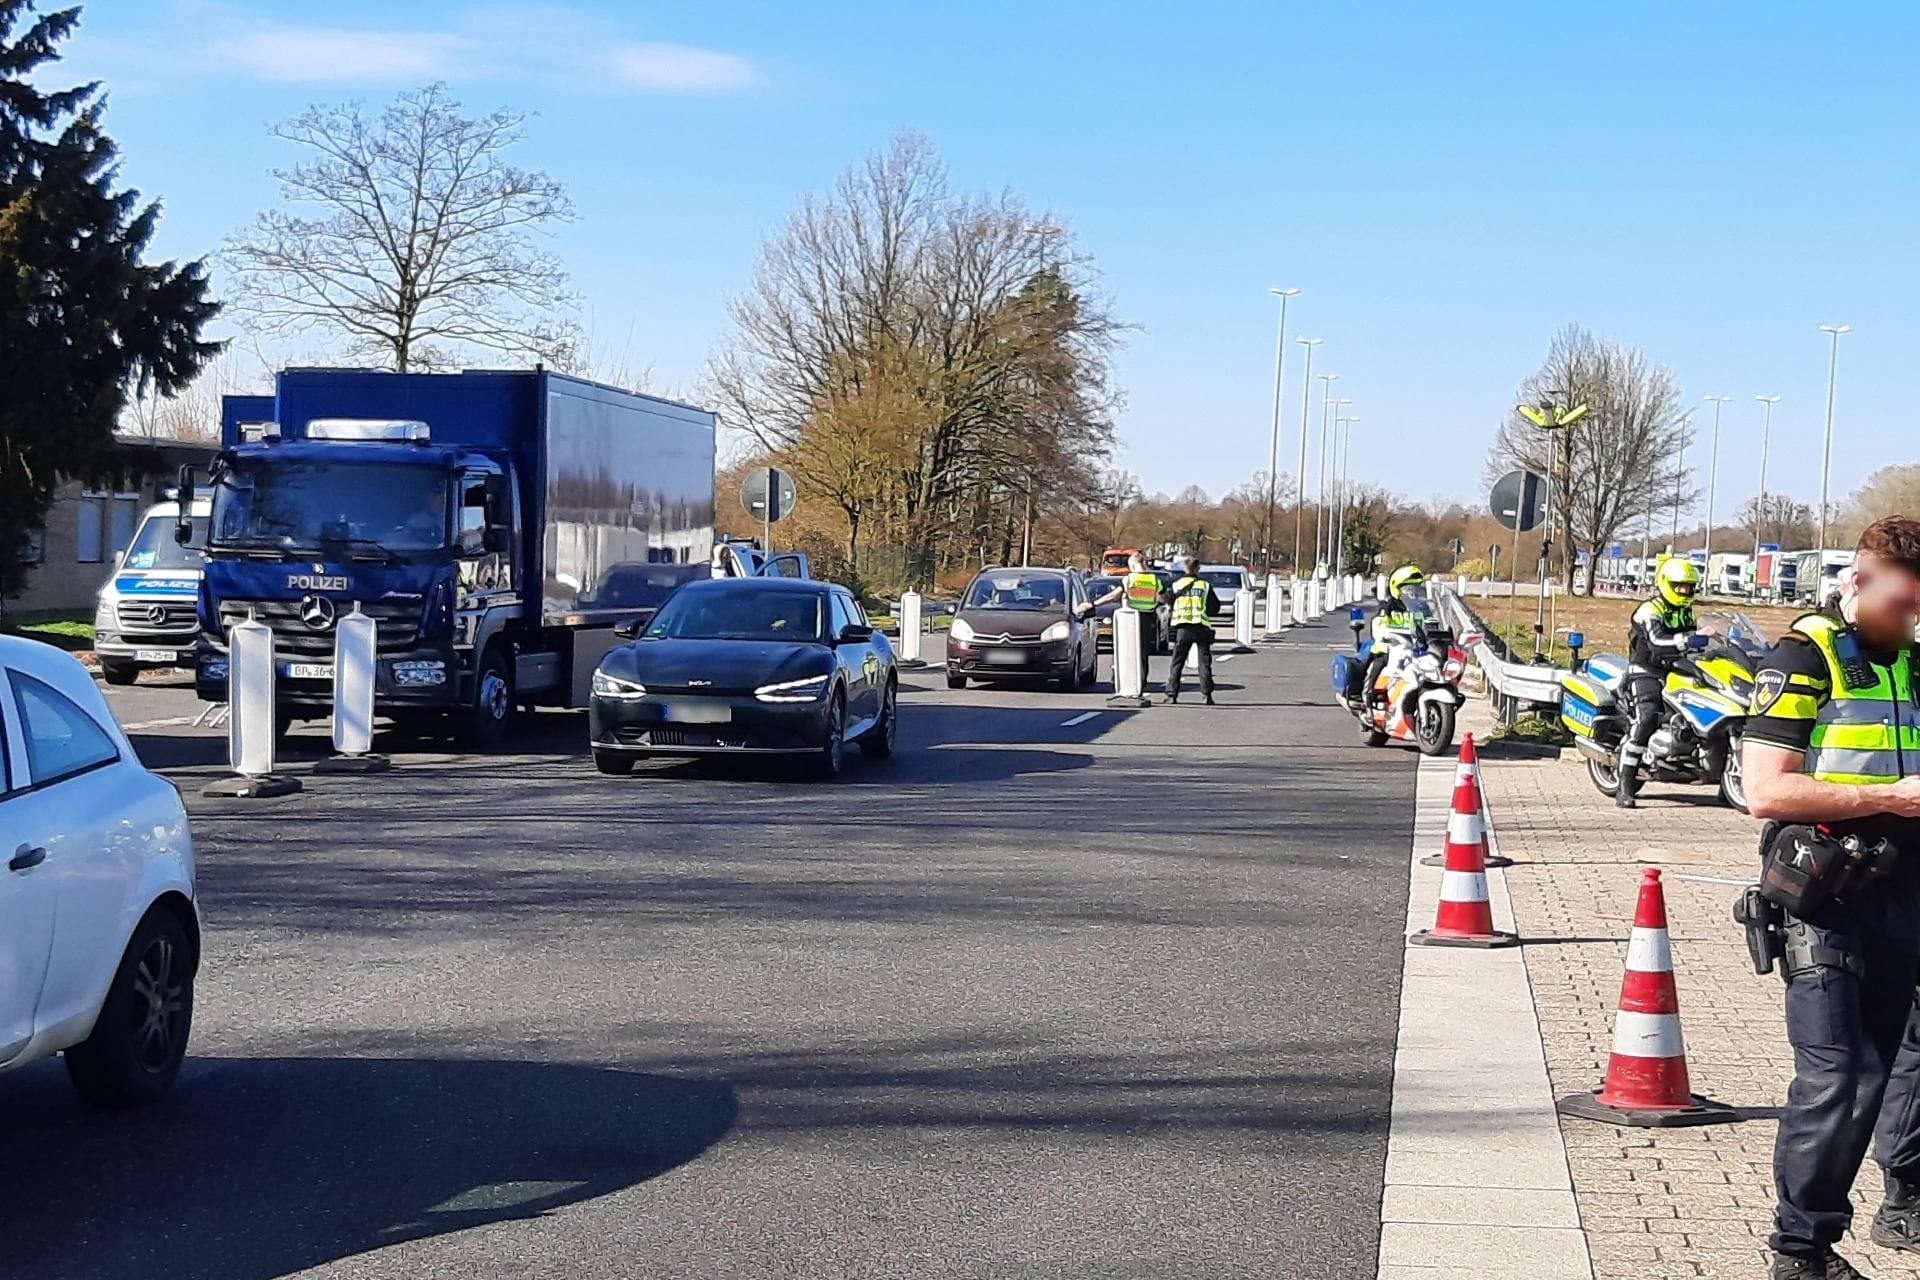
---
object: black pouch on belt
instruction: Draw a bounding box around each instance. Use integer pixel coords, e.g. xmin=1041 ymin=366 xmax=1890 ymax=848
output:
xmin=1760 ymin=823 xmax=1847 ymax=916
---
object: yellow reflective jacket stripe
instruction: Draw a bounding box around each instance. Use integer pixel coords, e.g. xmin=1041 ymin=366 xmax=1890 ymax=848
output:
xmin=1792 ymin=614 xmax=1920 ymax=782
xmin=1170 ymin=578 xmax=1210 ymax=626
xmin=1124 ymin=573 xmax=1160 ymax=610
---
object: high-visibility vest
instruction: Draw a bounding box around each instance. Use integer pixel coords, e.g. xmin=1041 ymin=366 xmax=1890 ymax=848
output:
xmin=1793 ymin=614 xmax=1920 ymax=784
xmin=1124 ymin=572 xmax=1160 ymax=611
xmin=1170 ymin=577 xmax=1210 ymax=627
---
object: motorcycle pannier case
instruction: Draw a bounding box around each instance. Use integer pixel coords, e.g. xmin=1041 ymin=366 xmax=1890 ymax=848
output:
xmin=1331 ymin=652 xmax=1368 ymax=700
xmin=1559 ymin=656 xmax=1623 ymax=740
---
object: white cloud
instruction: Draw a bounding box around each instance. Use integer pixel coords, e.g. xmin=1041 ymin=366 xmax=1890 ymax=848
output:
xmin=205 ymin=25 xmax=473 ymax=84
xmin=608 ymin=42 xmax=755 ymax=92
xmin=176 ymin=5 xmax=757 ymax=93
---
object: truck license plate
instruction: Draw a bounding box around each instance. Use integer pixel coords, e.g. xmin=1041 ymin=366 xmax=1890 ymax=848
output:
xmin=663 ymin=701 xmax=731 ymax=724
xmin=134 ymin=649 xmax=179 ymax=663
xmin=284 ymin=663 xmax=334 ymax=680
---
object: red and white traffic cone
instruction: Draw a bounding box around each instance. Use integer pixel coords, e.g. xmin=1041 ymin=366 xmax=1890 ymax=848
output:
xmin=1409 ymin=736 xmax=1518 ymax=949
xmin=1420 ymin=735 xmax=1513 ymax=868
xmin=1556 ymin=868 xmax=1738 ymax=1127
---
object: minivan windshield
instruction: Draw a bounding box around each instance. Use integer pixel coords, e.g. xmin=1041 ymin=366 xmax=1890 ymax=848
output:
xmin=1201 ymin=570 xmax=1244 ymax=589
xmin=120 ymin=515 xmax=207 ymax=572
xmin=963 ymin=573 xmax=1068 ymax=611
xmin=209 ymin=458 xmax=448 ymax=555
xmin=644 ymin=587 xmax=824 ymax=642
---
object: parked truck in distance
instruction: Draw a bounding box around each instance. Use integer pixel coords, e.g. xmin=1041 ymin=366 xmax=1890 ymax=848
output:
xmin=188 ymin=368 xmax=725 ymax=745
xmin=1789 ymin=549 xmax=1854 ymax=608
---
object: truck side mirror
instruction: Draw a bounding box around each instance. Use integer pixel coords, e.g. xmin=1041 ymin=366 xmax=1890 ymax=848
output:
xmin=174 ymin=465 xmax=196 ymax=544
xmin=483 ymin=526 xmax=510 ymax=554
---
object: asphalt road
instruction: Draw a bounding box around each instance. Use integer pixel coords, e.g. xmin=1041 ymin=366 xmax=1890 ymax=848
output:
xmin=3 ymin=616 xmax=1417 ymax=1280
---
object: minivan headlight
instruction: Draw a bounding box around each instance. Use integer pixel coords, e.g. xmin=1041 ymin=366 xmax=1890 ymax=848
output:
xmin=949 ymin=617 xmax=975 ymax=643
xmin=756 ymin=674 xmax=829 ymax=702
xmin=1040 ymin=620 xmax=1070 ymax=643
xmin=591 ymin=669 xmax=647 ymax=700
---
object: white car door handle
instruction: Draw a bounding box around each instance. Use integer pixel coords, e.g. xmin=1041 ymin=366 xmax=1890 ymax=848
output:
xmin=9 ymin=844 xmax=46 ymax=873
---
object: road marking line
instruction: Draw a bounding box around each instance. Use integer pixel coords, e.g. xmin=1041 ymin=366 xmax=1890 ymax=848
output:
xmin=1216 ymin=654 xmax=1236 ymax=663
xmin=1060 ymin=711 xmax=1100 ymax=727
xmin=119 ymin=716 xmax=198 ymax=731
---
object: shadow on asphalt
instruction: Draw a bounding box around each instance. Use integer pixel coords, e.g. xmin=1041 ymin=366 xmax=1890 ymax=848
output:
xmin=0 ymin=1056 xmax=736 ymax=1280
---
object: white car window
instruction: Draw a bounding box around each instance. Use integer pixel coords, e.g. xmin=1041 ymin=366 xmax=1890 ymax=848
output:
xmin=9 ymin=671 xmax=120 ymax=788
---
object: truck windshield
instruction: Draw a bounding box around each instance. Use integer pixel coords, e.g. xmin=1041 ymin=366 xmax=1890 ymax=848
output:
xmin=209 ymin=459 xmax=448 ymax=555
xmin=121 ymin=515 xmax=207 ymax=572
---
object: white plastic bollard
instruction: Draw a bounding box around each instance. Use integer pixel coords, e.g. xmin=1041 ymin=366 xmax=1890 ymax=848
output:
xmin=1232 ymin=590 xmax=1256 ymax=652
xmin=1292 ymin=578 xmax=1306 ymax=624
xmin=1457 ymin=573 xmax=1468 ymax=595
xmin=1377 ymin=573 xmax=1389 ymax=599
xmin=1263 ymin=572 xmax=1285 ymax=637
xmin=1106 ymin=605 xmax=1149 ymax=706
xmin=897 ymin=590 xmax=926 ymax=667
xmin=317 ymin=604 xmax=390 ymax=774
xmin=205 ymin=613 xmax=300 ymax=797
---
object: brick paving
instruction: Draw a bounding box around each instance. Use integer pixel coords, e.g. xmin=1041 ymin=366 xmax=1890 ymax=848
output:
xmin=1473 ymin=711 xmax=1920 ymax=1279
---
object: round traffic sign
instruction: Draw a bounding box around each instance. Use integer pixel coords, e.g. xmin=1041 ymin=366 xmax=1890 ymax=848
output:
xmin=741 ymin=466 xmax=799 ymax=524
xmin=1489 ymin=470 xmax=1546 ymax=533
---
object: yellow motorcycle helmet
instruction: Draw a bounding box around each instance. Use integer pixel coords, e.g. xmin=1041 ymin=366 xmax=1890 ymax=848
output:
xmin=1388 ymin=564 xmax=1425 ymax=596
xmin=1656 ymin=557 xmax=1701 ymax=608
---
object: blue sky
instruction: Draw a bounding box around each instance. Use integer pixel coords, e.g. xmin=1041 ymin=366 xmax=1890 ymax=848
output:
xmin=59 ymin=0 xmax=1920 ymax=514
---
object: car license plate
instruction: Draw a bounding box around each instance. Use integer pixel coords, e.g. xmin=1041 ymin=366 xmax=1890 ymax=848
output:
xmin=284 ymin=663 xmax=334 ymax=680
xmin=984 ymin=649 xmax=1026 ymax=666
xmin=134 ymin=649 xmax=179 ymax=663
xmin=663 ymin=701 xmax=731 ymax=724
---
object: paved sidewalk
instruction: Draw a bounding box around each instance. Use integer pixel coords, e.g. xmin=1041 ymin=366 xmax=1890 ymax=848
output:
xmin=1477 ymin=708 xmax=1920 ymax=1279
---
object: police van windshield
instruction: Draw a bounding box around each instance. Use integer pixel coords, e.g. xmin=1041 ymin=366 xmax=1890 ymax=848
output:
xmin=209 ymin=458 xmax=449 ymax=555
xmin=120 ymin=514 xmax=207 ymax=572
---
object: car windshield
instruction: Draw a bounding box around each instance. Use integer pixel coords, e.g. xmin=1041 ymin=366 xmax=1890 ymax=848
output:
xmin=963 ymin=573 xmax=1068 ymax=610
xmin=1088 ymin=577 xmax=1122 ymax=596
xmin=209 ymin=458 xmax=449 ymax=555
xmin=1202 ymin=571 xmax=1242 ymax=588
xmin=119 ymin=515 xmax=207 ymax=572
xmin=643 ymin=588 xmax=824 ymax=642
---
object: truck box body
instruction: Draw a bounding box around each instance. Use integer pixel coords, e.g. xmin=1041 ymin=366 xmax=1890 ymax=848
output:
xmin=197 ymin=368 xmax=717 ymax=728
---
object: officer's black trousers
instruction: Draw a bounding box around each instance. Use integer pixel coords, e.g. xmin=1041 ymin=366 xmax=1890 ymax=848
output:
xmin=1620 ymin=670 xmax=1664 ymax=769
xmin=1772 ymin=890 xmax=1920 ymax=1258
xmin=1166 ymin=626 xmax=1214 ymax=699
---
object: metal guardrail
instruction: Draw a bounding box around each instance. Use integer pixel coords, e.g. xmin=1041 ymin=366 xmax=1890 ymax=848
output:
xmin=1433 ymin=586 xmax=1570 ymax=723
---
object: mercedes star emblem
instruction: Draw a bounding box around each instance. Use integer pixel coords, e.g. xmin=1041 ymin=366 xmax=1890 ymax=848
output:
xmin=298 ymin=594 xmax=337 ymax=629
xmin=144 ymin=604 xmax=168 ymax=625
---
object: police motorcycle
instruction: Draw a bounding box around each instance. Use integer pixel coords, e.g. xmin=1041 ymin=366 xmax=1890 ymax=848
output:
xmin=1331 ymin=588 xmax=1468 ymax=756
xmin=1558 ymin=611 xmax=1766 ymax=812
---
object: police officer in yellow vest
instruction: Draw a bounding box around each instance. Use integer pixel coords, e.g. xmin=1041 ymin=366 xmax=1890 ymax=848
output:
xmin=1088 ymin=553 xmax=1162 ymax=694
xmin=1164 ymin=557 xmax=1222 ymax=705
xmin=1745 ymin=518 xmax=1920 ymax=1280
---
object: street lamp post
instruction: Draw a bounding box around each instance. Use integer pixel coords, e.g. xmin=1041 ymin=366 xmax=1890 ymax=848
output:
xmin=1672 ymin=413 xmax=1692 ymax=548
xmin=1333 ymin=415 xmax=1357 ymax=577
xmin=1314 ymin=372 xmax=1341 ymax=570
xmin=1702 ymin=395 xmax=1731 ymax=581
xmin=1753 ymin=394 xmax=1781 ymax=559
xmin=1292 ymin=338 xmax=1323 ymax=571
xmin=1817 ymin=325 xmax=1851 ymax=558
xmin=1263 ymin=288 xmax=1299 ymax=573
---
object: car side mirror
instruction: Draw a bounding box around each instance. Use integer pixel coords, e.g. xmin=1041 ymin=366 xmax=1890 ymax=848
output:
xmin=614 ymin=619 xmax=642 ymax=640
xmin=838 ymin=623 xmax=874 ymax=644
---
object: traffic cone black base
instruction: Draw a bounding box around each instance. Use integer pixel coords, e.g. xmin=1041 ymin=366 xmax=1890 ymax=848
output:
xmin=1554 ymin=1089 xmax=1738 ymax=1129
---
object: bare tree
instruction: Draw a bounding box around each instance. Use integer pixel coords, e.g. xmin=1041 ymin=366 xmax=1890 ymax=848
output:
xmin=224 ymin=83 xmax=577 ymax=372
xmin=1737 ymin=493 xmax=1815 ymax=550
xmin=714 ymin=133 xmax=1123 ymax=584
xmin=1487 ymin=325 xmax=1694 ymax=591
xmin=122 ymin=351 xmax=266 ymax=444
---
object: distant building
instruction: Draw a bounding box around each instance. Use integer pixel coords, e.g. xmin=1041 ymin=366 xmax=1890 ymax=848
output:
xmin=7 ymin=438 xmax=216 ymax=615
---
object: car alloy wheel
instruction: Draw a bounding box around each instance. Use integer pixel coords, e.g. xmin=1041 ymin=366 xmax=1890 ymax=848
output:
xmin=816 ymin=693 xmax=846 ymax=779
xmin=131 ymin=933 xmax=188 ymax=1074
xmin=862 ymin=681 xmax=897 ymax=759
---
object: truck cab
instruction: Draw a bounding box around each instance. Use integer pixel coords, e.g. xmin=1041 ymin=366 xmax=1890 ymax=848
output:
xmin=92 ymin=494 xmax=210 ymax=685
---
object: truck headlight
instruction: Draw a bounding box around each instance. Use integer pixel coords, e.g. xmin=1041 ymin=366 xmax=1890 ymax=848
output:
xmin=592 ymin=669 xmax=647 ymax=700
xmin=755 ymin=674 xmax=829 ymax=703
xmin=1040 ymin=620 xmax=1070 ymax=643
xmin=393 ymin=660 xmax=447 ymax=687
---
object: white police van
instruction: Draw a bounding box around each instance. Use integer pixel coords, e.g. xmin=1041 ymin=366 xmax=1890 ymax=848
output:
xmin=91 ymin=494 xmax=209 ymax=685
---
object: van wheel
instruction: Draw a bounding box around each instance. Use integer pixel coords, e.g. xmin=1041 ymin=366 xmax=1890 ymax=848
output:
xmin=459 ymin=647 xmax=513 ymax=748
xmin=99 ymin=659 xmax=140 ymax=686
xmin=65 ymin=911 xmax=193 ymax=1107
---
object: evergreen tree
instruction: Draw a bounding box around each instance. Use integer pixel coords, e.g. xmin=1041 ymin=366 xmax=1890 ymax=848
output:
xmin=0 ymin=2 xmax=218 ymax=599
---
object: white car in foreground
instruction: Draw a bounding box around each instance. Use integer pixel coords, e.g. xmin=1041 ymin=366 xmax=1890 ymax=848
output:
xmin=0 ymin=634 xmax=198 ymax=1105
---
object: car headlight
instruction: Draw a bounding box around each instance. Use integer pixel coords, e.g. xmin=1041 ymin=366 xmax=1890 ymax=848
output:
xmin=756 ymin=674 xmax=829 ymax=703
xmin=592 ymin=669 xmax=647 ymax=700
xmin=949 ymin=617 xmax=975 ymax=643
xmin=1040 ymin=620 xmax=1070 ymax=643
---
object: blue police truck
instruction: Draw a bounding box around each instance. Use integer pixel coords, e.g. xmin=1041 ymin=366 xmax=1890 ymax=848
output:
xmin=187 ymin=368 xmax=718 ymax=745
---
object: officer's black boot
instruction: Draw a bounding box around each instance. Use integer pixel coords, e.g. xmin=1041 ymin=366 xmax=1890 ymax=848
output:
xmin=1871 ymin=1169 xmax=1920 ymax=1253
xmin=1615 ymin=763 xmax=1639 ymax=810
xmin=1770 ymin=1249 xmax=1872 ymax=1279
